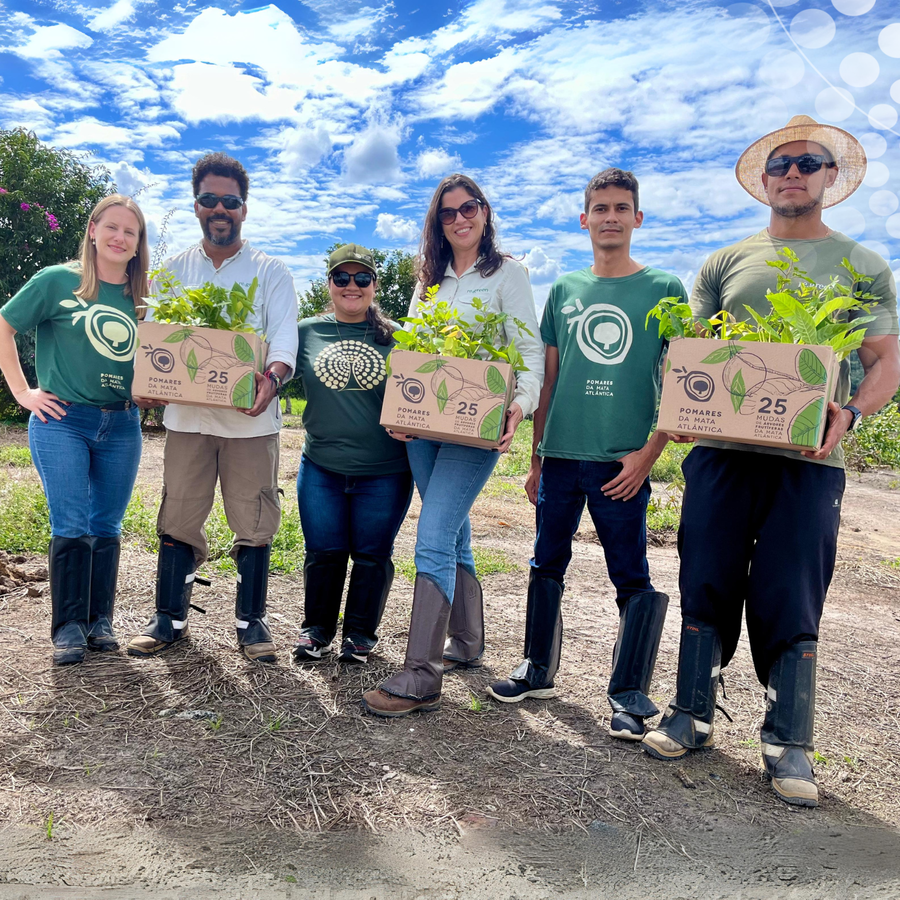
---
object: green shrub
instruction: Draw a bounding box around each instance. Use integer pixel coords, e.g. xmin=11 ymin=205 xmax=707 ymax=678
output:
xmin=844 ymin=404 xmax=900 ymax=471
xmin=650 ymin=442 xmax=691 ymax=483
xmin=0 ymin=477 xmax=50 ymax=551
xmin=0 ymin=446 xmax=32 ymax=467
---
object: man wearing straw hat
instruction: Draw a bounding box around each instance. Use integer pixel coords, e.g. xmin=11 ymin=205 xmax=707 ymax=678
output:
xmin=642 ymin=116 xmax=900 ymax=808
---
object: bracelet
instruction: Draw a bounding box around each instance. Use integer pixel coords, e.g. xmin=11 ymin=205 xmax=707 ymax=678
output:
xmin=265 ymin=369 xmax=283 ymax=391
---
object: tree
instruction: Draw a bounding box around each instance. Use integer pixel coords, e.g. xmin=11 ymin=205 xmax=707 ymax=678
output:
xmin=0 ymin=129 xmax=114 ymax=418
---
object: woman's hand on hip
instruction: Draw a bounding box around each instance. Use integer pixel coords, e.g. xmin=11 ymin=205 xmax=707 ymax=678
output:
xmin=15 ymin=388 xmax=67 ymax=423
xmin=496 ymin=402 xmax=524 ymax=453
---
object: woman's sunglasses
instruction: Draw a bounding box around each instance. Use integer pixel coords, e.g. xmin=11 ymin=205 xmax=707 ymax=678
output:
xmin=330 ymin=271 xmax=374 ymax=288
xmin=195 ymin=192 xmax=244 ymax=210
xmin=764 ymin=154 xmax=836 ymax=178
xmin=437 ymin=198 xmax=482 ymax=225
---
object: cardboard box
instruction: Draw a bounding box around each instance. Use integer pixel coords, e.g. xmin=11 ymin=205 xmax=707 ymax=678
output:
xmin=380 ymin=350 xmax=516 ymax=449
xmin=133 ymin=322 xmax=268 ymax=409
xmin=657 ymin=338 xmax=839 ymax=451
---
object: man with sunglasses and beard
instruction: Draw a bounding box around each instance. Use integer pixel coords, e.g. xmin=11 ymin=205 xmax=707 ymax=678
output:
xmin=642 ymin=116 xmax=900 ymax=809
xmin=129 ymin=152 xmax=298 ymax=663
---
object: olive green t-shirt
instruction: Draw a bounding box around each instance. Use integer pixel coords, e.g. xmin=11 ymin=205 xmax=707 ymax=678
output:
xmin=538 ymin=266 xmax=686 ymax=461
xmin=691 ymin=230 xmax=899 ymax=468
xmin=296 ymin=315 xmax=409 ymax=476
xmin=0 ymin=264 xmax=139 ymax=406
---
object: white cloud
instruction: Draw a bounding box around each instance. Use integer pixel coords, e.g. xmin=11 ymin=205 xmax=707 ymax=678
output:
xmin=343 ymin=123 xmax=403 ymax=184
xmin=431 ymin=0 xmax=562 ymax=53
xmin=9 ymin=23 xmax=92 ymax=59
xmin=375 ymin=213 xmax=419 ymax=242
xmin=277 ymin=124 xmax=333 ymax=174
xmin=522 ymin=246 xmax=562 ymax=283
xmin=416 ymin=148 xmax=462 ymax=178
xmin=51 ymin=117 xmax=182 ymax=152
xmin=88 ymin=0 xmax=138 ymax=32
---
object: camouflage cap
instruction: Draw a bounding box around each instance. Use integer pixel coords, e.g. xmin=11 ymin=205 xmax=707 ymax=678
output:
xmin=326 ymin=243 xmax=378 ymax=276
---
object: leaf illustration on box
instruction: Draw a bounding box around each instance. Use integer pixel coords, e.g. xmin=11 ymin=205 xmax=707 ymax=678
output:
xmin=790 ymin=397 xmax=825 ymax=447
xmin=797 ymin=348 xmax=827 ymax=385
xmin=436 ymin=378 xmax=448 ymax=413
xmin=485 ymin=365 xmax=507 ymax=395
xmin=416 ymin=359 xmax=446 ymax=373
xmin=479 ymin=404 xmax=504 ymax=441
xmin=701 ymin=345 xmax=744 ymax=365
xmin=231 ymin=371 xmax=254 ymax=408
xmin=233 ymin=333 xmax=255 ymax=365
xmin=163 ymin=327 xmax=194 ymax=343
xmin=729 ymin=368 xmax=746 ymax=413
xmin=186 ymin=347 xmax=198 ymax=383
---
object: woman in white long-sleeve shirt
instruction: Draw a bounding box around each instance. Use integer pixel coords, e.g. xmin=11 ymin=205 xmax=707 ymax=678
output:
xmin=363 ymin=173 xmax=543 ymax=718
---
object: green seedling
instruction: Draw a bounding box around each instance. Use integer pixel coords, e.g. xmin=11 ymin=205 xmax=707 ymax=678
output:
xmin=264 ymin=714 xmax=283 ymax=733
xmin=207 ymin=715 xmax=224 ymax=733
xmin=285 ymin=875 xmax=298 ymax=884
xmin=45 ymin=812 xmax=54 ymax=841
xmin=813 ymin=750 xmax=830 ymax=766
xmin=469 ymin=695 xmax=485 ymax=712
xmin=738 ymin=738 xmax=760 ymax=748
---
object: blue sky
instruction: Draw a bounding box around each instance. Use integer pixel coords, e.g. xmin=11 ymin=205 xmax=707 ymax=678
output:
xmin=1 ymin=0 xmax=898 ymax=309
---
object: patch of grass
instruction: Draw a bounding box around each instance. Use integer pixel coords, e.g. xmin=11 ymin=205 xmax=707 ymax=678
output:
xmin=492 ymin=419 xmax=533 ymax=477
xmin=480 ymin=478 xmax=523 ymax=499
xmin=472 ymin=547 xmax=520 ymax=575
xmin=122 ymin=490 xmax=160 ymax=551
xmin=393 ymin=555 xmax=417 ymax=582
xmin=650 ymin=441 xmax=691 ymax=483
xmin=646 ymin=483 xmax=684 ymax=534
xmin=844 ymin=404 xmax=900 ymax=471
xmin=0 ymin=476 xmax=50 ymax=552
xmin=0 ymin=446 xmax=31 ymax=467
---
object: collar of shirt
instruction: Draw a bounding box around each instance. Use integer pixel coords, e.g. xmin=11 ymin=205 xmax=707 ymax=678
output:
xmin=197 ymin=239 xmax=249 ymax=271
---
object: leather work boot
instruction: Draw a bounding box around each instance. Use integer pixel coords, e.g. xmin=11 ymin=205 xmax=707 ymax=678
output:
xmin=607 ymin=591 xmax=669 ymax=741
xmin=642 ymin=617 xmax=721 ymax=760
xmin=235 ymin=544 xmax=276 ymax=662
xmin=362 ymin=575 xmax=451 ymax=717
xmin=761 ymin=641 xmax=819 ymax=808
xmin=443 ymin=565 xmax=484 ymax=673
xmin=486 ymin=572 xmax=562 ymax=703
xmin=87 ymin=536 xmax=121 ymax=652
xmin=127 ymin=536 xmax=196 ymax=657
xmin=49 ymin=536 xmax=92 ymax=666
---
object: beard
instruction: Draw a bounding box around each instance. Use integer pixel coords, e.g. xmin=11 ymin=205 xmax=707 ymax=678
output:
xmin=771 ymin=184 xmax=825 ymax=219
xmin=203 ymin=215 xmax=240 ymax=246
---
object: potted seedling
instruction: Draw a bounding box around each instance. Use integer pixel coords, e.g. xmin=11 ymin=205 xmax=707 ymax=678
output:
xmin=650 ymin=249 xmax=876 ymax=451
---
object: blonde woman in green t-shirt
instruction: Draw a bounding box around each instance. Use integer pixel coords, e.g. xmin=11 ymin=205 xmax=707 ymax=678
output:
xmin=0 ymin=194 xmax=149 ymax=665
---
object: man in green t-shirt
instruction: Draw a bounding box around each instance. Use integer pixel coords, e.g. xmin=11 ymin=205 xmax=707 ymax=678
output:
xmin=487 ymin=169 xmax=686 ymax=743
xmin=642 ymin=116 xmax=900 ymax=809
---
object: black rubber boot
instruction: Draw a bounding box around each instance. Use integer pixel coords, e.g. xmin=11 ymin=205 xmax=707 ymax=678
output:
xmin=49 ymin=536 xmax=92 ymax=666
xmin=340 ymin=554 xmax=393 ymax=663
xmin=607 ymin=591 xmax=669 ymax=740
xmin=642 ymin=617 xmax=721 ymax=760
xmin=443 ymin=565 xmax=485 ymax=672
xmin=87 ymin=536 xmax=121 ymax=652
xmin=127 ymin=535 xmax=195 ymax=657
xmin=294 ymin=550 xmax=349 ymax=659
xmin=236 ymin=544 xmax=276 ymax=662
xmin=761 ymin=641 xmax=818 ymax=808
xmin=486 ymin=572 xmax=562 ymax=702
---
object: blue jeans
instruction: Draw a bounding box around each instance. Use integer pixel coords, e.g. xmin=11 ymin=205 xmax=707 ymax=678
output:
xmin=29 ymin=405 xmax=142 ymax=538
xmin=406 ymin=440 xmax=499 ymax=602
xmin=534 ymin=457 xmax=652 ymax=606
xmin=297 ymin=456 xmax=413 ymax=558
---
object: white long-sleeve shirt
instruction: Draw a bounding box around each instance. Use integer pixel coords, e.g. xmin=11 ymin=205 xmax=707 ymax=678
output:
xmin=408 ymin=258 xmax=544 ymax=417
xmin=155 ymin=241 xmax=299 ymax=438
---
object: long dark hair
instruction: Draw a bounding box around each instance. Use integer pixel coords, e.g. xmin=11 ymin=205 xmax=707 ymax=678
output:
xmin=366 ymin=299 xmax=395 ymax=346
xmin=417 ymin=173 xmax=507 ymax=298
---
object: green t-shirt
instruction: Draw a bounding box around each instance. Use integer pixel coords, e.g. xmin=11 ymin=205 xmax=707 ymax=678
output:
xmin=0 ymin=265 xmax=139 ymax=406
xmin=691 ymin=230 xmax=899 ymax=468
xmin=538 ymin=266 xmax=685 ymax=461
xmin=296 ymin=315 xmax=410 ymax=476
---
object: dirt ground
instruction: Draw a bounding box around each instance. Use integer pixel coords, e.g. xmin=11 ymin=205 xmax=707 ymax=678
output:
xmin=0 ymin=422 xmax=899 ymax=898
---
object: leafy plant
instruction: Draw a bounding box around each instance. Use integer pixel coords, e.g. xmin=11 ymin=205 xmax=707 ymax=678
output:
xmin=392 ymin=285 xmax=532 ymax=373
xmin=147 ymin=269 xmax=261 ymax=335
xmin=646 ymin=248 xmax=876 ymax=361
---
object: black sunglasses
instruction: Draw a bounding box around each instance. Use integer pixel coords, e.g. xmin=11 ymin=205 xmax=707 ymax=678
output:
xmin=437 ymin=198 xmax=482 ymax=225
xmin=765 ymin=154 xmax=836 ymax=178
xmin=330 ymin=270 xmax=374 ymax=288
xmin=196 ymin=192 xmax=244 ymax=210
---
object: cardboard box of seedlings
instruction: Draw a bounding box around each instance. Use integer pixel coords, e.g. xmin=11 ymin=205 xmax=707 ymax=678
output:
xmin=133 ymin=322 xmax=268 ymax=409
xmin=657 ymin=337 xmax=839 ymax=451
xmin=380 ymin=350 xmax=516 ymax=449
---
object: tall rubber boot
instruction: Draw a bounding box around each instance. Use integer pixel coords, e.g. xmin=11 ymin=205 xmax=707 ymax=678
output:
xmin=761 ymin=641 xmax=818 ymax=808
xmin=127 ymin=535 xmax=195 ymax=657
xmin=87 ymin=536 xmax=121 ymax=652
xmin=49 ymin=536 xmax=92 ymax=666
xmin=642 ymin=617 xmax=721 ymax=760
xmin=362 ymin=575 xmax=452 ymax=717
xmin=294 ymin=550 xmax=349 ymax=660
xmin=443 ymin=565 xmax=484 ymax=672
xmin=236 ymin=544 xmax=276 ymax=663
xmin=486 ymin=572 xmax=563 ymax=702
xmin=340 ymin=554 xmax=393 ymax=663
xmin=607 ymin=591 xmax=669 ymax=740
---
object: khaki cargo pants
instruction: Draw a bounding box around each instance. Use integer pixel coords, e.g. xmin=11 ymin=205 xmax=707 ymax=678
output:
xmin=157 ymin=431 xmax=281 ymax=564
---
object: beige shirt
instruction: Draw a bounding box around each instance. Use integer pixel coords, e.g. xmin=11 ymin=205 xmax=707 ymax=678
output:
xmin=408 ymin=258 xmax=544 ymax=416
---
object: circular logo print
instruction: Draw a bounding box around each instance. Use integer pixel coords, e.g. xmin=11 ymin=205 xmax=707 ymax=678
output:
xmin=84 ymin=305 xmax=138 ymax=361
xmin=399 ymin=377 xmax=425 ymax=403
xmin=313 ymin=340 xmax=386 ymax=391
xmin=148 ymin=347 xmax=175 ymax=373
xmin=574 ymin=305 xmax=632 ymax=365
xmin=678 ymin=370 xmax=715 ymax=402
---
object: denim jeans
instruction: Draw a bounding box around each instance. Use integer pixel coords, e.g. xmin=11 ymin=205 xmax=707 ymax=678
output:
xmin=297 ymin=456 xmax=413 ymax=557
xmin=406 ymin=439 xmax=499 ymax=602
xmin=534 ymin=456 xmax=652 ymax=606
xmin=29 ymin=404 xmax=142 ymax=538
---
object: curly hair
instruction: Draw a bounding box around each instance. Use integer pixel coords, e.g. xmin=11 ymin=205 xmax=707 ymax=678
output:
xmin=417 ymin=174 xmax=506 ymax=297
xmin=583 ymin=168 xmax=639 ymax=213
xmin=191 ymin=152 xmax=250 ymax=200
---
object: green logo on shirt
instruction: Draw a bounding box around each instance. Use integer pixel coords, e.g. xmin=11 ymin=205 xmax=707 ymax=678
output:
xmin=560 ymin=299 xmax=632 ymax=365
xmin=59 ymin=297 xmax=137 ymax=362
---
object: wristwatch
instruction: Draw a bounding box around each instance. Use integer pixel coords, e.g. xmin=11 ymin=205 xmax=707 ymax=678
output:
xmin=841 ymin=404 xmax=863 ymax=432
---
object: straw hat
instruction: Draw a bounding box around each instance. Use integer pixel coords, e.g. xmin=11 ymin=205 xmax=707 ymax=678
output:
xmin=735 ymin=115 xmax=867 ymax=209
